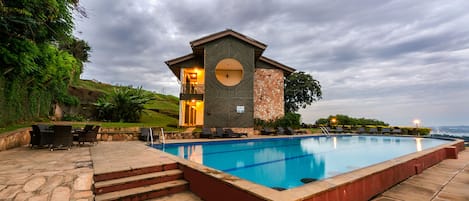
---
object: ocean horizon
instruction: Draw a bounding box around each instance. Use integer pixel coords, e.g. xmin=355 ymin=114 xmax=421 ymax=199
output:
xmin=430 ymin=125 xmax=469 ymax=137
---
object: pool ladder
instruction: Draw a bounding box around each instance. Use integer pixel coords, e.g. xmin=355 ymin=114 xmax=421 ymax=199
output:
xmin=319 ymin=126 xmax=330 ymax=136
xmin=147 ymin=128 xmax=166 ymax=145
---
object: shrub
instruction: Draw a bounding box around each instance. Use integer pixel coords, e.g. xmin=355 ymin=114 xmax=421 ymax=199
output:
xmin=254 ymin=112 xmax=301 ymax=129
xmin=94 ymin=87 xmax=153 ymax=122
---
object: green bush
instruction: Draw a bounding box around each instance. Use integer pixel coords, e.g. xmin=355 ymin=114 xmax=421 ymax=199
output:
xmin=94 ymin=87 xmax=153 ymax=122
xmin=254 ymin=112 xmax=301 ymax=129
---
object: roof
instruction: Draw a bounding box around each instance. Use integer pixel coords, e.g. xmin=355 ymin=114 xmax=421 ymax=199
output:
xmin=164 ymin=53 xmax=196 ymax=77
xmin=259 ymin=56 xmax=296 ymax=74
xmin=190 ymin=29 xmax=267 ymax=50
xmin=165 ymin=29 xmax=296 ymax=78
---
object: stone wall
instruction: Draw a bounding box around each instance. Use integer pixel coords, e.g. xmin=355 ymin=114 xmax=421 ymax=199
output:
xmin=253 ymin=68 xmax=285 ymax=121
xmin=0 ymin=127 xmax=202 ymax=151
xmin=0 ymin=128 xmax=31 ymax=151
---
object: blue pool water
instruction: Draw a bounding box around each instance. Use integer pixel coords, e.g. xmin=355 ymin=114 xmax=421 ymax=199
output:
xmin=154 ymin=135 xmax=449 ymax=189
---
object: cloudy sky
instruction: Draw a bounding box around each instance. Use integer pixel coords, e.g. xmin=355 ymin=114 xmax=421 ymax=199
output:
xmin=74 ymin=0 xmax=469 ymax=126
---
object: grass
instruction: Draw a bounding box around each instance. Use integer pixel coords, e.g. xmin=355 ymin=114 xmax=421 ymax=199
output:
xmin=72 ymin=79 xmax=117 ymax=94
xmin=0 ymin=80 xmax=182 ymax=135
xmin=0 ymin=123 xmax=33 ymax=134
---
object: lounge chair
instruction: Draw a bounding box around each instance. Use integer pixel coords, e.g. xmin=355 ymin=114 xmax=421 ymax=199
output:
xmin=391 ymin=127 xmax=402 ymax=135
xmin=200 ymin=127 xmax=214 ymax=138
xmin=78 ymin=126 xmax=100 ymax=145
xmin=335 ymin=126 xmax=344 ymax=133
xmin=356 ymin=127 xmax=366 ymax=134
xmin=51 ymin=125 xmax=73 ymax=151
xmin=381 ymin=128 xmax=391 ymax=134
xmin=286 ymin=127 xmax=295 ymax=135
xmin=215 ymin=128 xmax=225 ymax=138
xmin=369 ymin=127 xmax=378 ymax=134
xmin=261 ymin=127 xmax=275 ymax=135
xmin=277 ymin=127 xmax=286 ymax=135
xmin=224 ymin=128 xmax=247 ymax=138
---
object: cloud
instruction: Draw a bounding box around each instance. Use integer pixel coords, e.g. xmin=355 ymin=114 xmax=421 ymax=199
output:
xmin=74 ymin=0 xmax=469 ymax=126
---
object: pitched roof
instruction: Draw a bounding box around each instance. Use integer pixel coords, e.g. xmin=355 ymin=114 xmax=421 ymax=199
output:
xmin=164 ymin=53 xmax=196 ymax=77
xmin=165 ymin=29 xmax=296 ymax=78
xmin=190 ymin=29 xmax=267 ymax=50
xmin=259 ymin=56 xmax=296 ymax=74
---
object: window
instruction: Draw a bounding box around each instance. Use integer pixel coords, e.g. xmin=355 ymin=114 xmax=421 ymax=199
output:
xmin=215 ymin=58 xmax=243 ymax=86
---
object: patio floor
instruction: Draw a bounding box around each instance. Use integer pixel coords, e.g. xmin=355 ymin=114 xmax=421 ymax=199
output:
xmin=0 ymin=138 xmax=467 ymax=201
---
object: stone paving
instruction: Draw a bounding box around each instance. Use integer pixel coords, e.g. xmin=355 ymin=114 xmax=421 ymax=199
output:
xmin=0 ymin=146 xmax=94 ymax=201
xmin=372 ymin=149 xmax=469 ymax=201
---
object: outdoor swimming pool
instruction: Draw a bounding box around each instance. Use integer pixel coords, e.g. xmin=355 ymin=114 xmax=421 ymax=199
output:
xmin=154 ymin=135 xmax=449 ymax=189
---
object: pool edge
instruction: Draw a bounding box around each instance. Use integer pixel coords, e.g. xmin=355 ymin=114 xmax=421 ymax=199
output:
xmin=155 ymin=137 xmax=465 ymax=201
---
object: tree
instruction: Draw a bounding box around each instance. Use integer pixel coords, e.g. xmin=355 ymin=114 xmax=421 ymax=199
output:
xmin=0 ymin=0 xmax=88 ymax=126
xmin=284 ymin=71 xmax=322 ymax=113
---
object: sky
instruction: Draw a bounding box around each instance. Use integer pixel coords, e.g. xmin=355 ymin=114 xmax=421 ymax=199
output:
xmin=73 ymin=0 xmax=469 ymax=127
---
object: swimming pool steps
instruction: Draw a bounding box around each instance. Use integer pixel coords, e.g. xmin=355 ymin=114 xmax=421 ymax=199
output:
xmin=94 ymin=162 xmax=189 ymax=201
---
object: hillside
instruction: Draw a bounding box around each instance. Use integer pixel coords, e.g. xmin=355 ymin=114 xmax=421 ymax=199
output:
xmin=70 ymin=79 xmax=179 ymax=128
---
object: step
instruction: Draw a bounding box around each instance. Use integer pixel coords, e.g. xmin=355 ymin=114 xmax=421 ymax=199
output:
xmin=95 ymin=180 xmax=189 ymax=201
xmin=95 ymin=169 xmax=184 ymax=195
xmin=94 ymin=163 xmax=178 ymax=182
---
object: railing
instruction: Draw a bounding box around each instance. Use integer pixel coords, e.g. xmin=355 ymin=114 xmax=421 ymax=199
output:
xmin=147 ymin=127 xmax=165 ymax=146
xmin=319 ymin=126 xmax=330 ymax=136
xmin=181 ymin=83 xmax=204 ymax=94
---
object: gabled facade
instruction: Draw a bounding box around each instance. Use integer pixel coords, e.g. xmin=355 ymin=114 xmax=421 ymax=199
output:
xmin=165 ymin=29 xmax=295 ymax=133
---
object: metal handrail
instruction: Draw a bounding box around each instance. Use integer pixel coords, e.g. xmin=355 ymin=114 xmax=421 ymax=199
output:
xmin=320 ymin=126 xmax=330 ymax=136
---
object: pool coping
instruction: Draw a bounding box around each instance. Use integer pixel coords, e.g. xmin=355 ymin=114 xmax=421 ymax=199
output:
xmin=155 ymin=135 xmax=465 ymax=201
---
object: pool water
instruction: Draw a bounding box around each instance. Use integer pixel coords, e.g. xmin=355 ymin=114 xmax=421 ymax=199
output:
xmin=154 ymin=135 xmax=449 ymax=189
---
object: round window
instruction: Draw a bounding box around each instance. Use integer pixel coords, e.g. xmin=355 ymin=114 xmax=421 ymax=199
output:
xmin=215 ymin=58 xmax=244 ymax=86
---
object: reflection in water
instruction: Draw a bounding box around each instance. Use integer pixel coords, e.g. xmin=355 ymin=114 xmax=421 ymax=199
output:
xmin=333 ymin=137 xmax=337 ymax=149
xmin=415 ymin=138 xmax=422 ymax=151
xmin=187 ymin=145 xmax=203 ymax=164
xmin=253 ymin=148 xmax=286 ymax=185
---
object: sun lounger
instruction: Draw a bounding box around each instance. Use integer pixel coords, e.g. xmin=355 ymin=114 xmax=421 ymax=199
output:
xmin=391 ymin=127 xmax=402 ymax=135
xmin=369 ymin=127 xmax=378 ymax=134
xmin=277 ymin=127 xmax=286 ymax=135
xmin=224 ymin=128 xmax=247 ymax=138
xmin=200 ymin=127 xmax=214 ymax=138
xmin=286 ymin=127 xmax=295 ymax=135
xmin=356 ymin=127 xmax=366 ymax=134
xmin=335 ymin=126 xmax=344 ymax=133
xmin=261 ymin=127 xmax=276 ymax=135
xmin=381 ymin=128 xmax=391 ymax=134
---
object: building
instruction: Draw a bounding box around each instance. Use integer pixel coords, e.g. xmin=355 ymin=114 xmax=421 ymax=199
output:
xmin=165 ymin=29 xmax=295 ymax=134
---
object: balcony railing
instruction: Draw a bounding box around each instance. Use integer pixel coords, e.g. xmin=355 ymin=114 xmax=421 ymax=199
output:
xmin=181 ymin=83 xmax=204 ymax=95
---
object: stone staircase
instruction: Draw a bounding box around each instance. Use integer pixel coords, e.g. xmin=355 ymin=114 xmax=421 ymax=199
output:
xmin=94 ymin=162 xmax=189 ymax=201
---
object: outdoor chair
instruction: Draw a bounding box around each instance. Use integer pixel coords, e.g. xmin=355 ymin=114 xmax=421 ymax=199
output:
xmin=391 ymin=127 xmax=402 ymax=135
xmin=51 ymin=125 xmax=73 ymax=151
xmin=335 ymin=126 xmax=344 ymax=133
xmin=224 ymin=128 xmax=247 ymax=138
xmin=215 ymin=128 xmax=225 ymax=138
xmin=139 ymin=128 xmax=151 ymax=141
xmin=356 ymin=127 xmax=367 ymax=134
xmin=200 ymin=127 xmax=214 ymax=138
xmin=78 ymin=125 xmax=100 ymax=146
xmin=381 ymin=128 xmax=391 ymax=134
xmin=261 ymin=127 xmax=276 ymax=135
xmin=286 ymin=127 xmax=295 ymax=135
xmin=277 ymin=127 xmax=286 ymax=135
xmin=369 ymin=127 xmax=378 ymax=134
xmin=29 ymin=125 xmax=42 ymax=148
